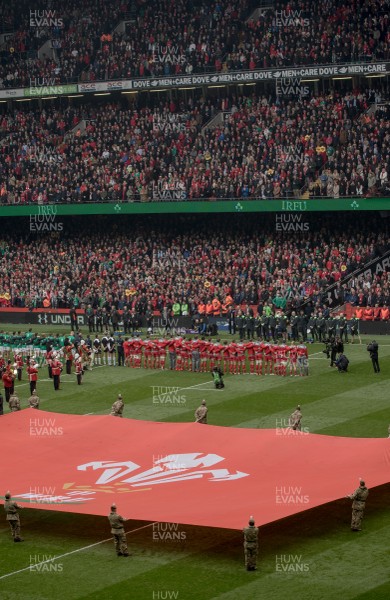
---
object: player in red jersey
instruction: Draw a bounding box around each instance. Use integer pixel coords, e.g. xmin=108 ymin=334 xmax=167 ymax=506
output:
xmin=254 ymin=341 xmax=263 ymax=375
xmin=235 ymin=342 xmax=246 ymax=374
xmin=207 ymin=341 xmax=216 ymax=371
xmin=132 ymin=337 xmax=143 ymax=368
xmin=261 ymin=342 xmax=273 ymax=375
xmin=181 ymin=339 xmax=191 ymax=372
xmin=152 ymin=339 xmax=161 ymax=369
xmin=174 ymin=336 xmax=183 ymax=371
xmin=143 ymin=338 xmax=154 ymax=369
xmin=199 ymin=338 xmax=209 ymax=373
xmin=123 ymin=338 xmax=131 ymax=367
xmin=245 ymin=341 xmax=256 ymax=374
xmin=287 ymin=342 xmax=298 ymax=376
xmin=227 ymin=340 xmax=238 ymax=374
xmin=221 ymin=341 xmax=230 ymax=373
xmin=277 ymin=342 xmax=289 ymax=376
xmin=125 ymin=337 xmax=134 ymax=367
xmin=270 ymin=343 xmax=280 ymax=375
xmin=156 ymin=337 xmax=168 ymax=370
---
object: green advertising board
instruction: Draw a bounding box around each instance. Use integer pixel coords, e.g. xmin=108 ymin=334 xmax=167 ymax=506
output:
xmin=0 ymin=198 xmax=389 ymax=217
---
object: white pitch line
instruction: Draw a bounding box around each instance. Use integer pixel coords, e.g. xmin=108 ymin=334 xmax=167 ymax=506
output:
xmin=0 ymin=521 xmax=157 ymax=581
xmin=180 ymin=381 xmax=225 ymax=391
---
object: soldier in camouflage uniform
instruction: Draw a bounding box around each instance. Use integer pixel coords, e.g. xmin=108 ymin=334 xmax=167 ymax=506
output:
xmin=243 ymin=516 xmax=259 ymax=571
xmin=289 ymin=405 xmax=302 ymax=431
xmin=9 ymin=393 xmax=21 ymax=412
xmin=195 ymin=399 xmax=208 ymax=423
xmin=108 ymin=504 xmax=130 ymax=556
xmin=346 ymin=479 xmax=369 ymax=531
xmin=110 ymin=394 xmax=124 ymax=417
xmin=4 ymin=491 xmax=23 ymax=541
xmin=28 ymin=389 xmax=40 ymax=409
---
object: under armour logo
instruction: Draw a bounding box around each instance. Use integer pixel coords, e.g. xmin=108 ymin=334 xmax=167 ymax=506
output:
xmin=38 ymin=314 xmax=48 ymax=324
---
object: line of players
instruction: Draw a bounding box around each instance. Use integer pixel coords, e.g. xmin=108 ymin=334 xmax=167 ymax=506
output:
xmin=4 ymin=335 xmax=309 ymax=382
xmin=121 ymin=338 xmax=309 ymax=376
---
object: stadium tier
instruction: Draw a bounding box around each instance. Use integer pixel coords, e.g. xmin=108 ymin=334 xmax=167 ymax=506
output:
xmin=0 ymin=214 xmax=387 ymax=314
xmin=0 ymin=89 xmax=389 ymax=204
xmin=0 ymin=0 xmax=388 ymax=88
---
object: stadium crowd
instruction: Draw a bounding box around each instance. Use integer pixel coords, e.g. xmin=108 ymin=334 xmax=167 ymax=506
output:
xmin=0 ymin=215 xmax=388 ymax=315
xmin=0 ymin=89 xmax=388 ymax=203
xmin=0 ymin=0 xmax=388 ymax=88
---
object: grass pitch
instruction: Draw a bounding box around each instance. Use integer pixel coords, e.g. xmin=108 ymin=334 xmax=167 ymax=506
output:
xmin=0 ymin=326 xmax=389 ymax=600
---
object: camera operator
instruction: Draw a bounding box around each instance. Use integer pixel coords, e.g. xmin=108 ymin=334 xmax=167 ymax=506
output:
xmin=212 ymin=366 xmax=224 ymax=389
xmin=335 ymin=353 xmax=349 ymax=372
xmin=330 ymin=336 xmax=344 ymax=368
xmin=367 ymin=341 xmax=380 ymax=373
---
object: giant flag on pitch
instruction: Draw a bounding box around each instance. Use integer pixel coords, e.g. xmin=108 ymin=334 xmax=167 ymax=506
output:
xmin=0 ymin=411 xmax=389 ymax=530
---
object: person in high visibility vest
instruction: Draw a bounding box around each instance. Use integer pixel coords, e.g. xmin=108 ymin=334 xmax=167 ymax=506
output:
xmin=212 ymin=297 xmax=221 ymax=316
xmin=380 ymin=306 xmax=389 ymax=320
xmin=205 ymin=301 xmax=213 ymax=316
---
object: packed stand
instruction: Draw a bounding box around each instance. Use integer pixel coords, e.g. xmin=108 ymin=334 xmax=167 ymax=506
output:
xmin=0 ymin=90 xmax=389 ymax=202
xmin=0 ymin=215 xmax=388 ymax=316
xmin=0 ymin=0 xmax=389 ymax=89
